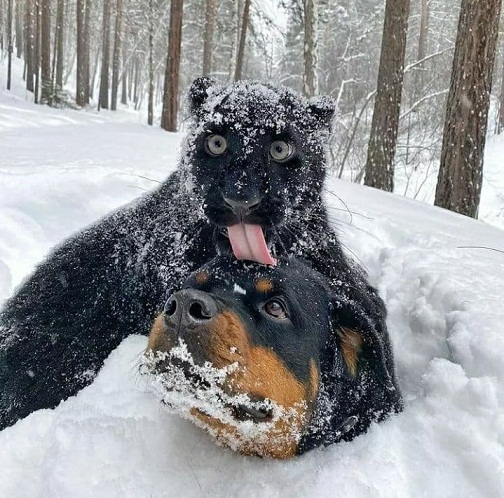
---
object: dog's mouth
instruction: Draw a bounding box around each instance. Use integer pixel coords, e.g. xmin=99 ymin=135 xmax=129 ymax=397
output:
xmin=171 ymin=358 xmax=273 ymax=423
xmin=231 ymin=395 xmax=274 ymax=422
xmin=143 ymin=348 xmax=276 ymax=425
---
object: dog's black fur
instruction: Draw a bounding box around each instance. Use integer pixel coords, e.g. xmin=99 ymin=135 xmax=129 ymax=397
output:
xmin=146 ymin=256 xmax=402 ymax=458
xmin=0 ymin=78 xmax=387 ymax=430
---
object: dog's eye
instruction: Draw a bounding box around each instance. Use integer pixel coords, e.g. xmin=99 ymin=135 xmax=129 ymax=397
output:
xmin=269 ymin=141 xmax=294 ymax=162
xmin=206 ymin=134 xmax=228 ymax=156
xmin=264 ymin=298 xmax=288 ymax=319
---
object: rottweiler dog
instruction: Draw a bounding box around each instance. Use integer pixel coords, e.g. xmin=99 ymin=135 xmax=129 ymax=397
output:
xmin=143 ymin=256 xmax=403 ymax=458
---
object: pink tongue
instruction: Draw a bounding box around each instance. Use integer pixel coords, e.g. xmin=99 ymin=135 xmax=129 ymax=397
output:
xmin=227 ymin=224 xmax=277 ymax=265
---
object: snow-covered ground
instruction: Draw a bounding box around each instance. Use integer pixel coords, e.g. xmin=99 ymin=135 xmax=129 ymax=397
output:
xmin=1 ymin=60 xmax=504 ymax=497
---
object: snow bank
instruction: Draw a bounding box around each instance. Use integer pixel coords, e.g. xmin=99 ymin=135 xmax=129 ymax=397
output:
xmin=1 ymin=60 xmax=503 ymax=497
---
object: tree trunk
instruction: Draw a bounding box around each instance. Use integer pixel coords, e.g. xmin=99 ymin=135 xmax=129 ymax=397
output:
xmin=76 ymin=0 xmax=86 ymax=106
xmin=499 ymin=56 xmax=504 ymax=133
xmin=15 ymin=0 xmax=23 ymax=58
xmin=98 ymin=0 xmax=111 ymax=110
xmin=434 ymin=0 xmax=502 ymax=219
xmin=161 ymin=0 xmax=184 ymax=132
xmin=6 ymin=0 xmax=12 ymax=90
xmin=364 ymin=0 xmax=411 ymax=192
xmin=234 ymin=0 xmax=250 ymax=81
xmin=54 ymin=0 xmax=64 ymax=92
xmin=25 ymin=0 xmax=36 ymax=93
xmin=40 ymin=0 xmax=52 ymax=104
xmin=148 ymin=0 xmax=154 ymax=125
xmin=121 ymin=30 xmax=128 ymax=105
xmin=202 ymin=0 xmax=217 ymax=76
xmin=303 ymin=0 xmax=318 ymax=97
xmin=83 ymin=0 xmax=91 ymax=103
xmin=34 ymin=1 xmax=41 ymax=103
xmin=111 ymin=0 xmax=123 ymax=110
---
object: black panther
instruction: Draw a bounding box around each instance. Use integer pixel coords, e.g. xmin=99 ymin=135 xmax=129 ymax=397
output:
xmin=143 ymin=256 xmax=402 ymax=458
xmin=0 ymin=78 xmax=388 ymax=430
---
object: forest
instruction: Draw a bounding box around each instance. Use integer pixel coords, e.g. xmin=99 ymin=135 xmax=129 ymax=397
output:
xmin=0 ymin=0 xmax=503 ymax=218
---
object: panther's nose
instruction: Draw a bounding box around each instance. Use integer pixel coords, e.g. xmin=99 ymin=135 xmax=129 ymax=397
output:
xmin=224 ymin=197 xmax=262 ymax=219
xmin=164 ymin=289 xmax=218 ymax=328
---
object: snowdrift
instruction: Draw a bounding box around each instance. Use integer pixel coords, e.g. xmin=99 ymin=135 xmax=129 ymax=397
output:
xmin=1 ymin=66 xmax=503 ymax=497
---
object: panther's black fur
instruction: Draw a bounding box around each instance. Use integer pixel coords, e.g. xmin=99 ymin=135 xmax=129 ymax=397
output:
xmin=0 ymin=78 xmax=388 ymax=430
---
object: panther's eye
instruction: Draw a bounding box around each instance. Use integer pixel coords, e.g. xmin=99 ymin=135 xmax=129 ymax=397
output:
xmin=269 ymin=141 xmax=294 ymax=162
xmin=206 ymin=134 xmax=228 ymax=156
xmin=264 ymin=298 xmax=288 ymax=320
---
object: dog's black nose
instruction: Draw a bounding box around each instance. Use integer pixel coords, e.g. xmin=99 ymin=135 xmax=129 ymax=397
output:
xmin=223 ymin=197 xmax=262 ymax=219
xmin=164 ymin=289 xmax=218 ymax=327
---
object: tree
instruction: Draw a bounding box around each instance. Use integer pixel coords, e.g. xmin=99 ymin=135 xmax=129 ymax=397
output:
xmin=6 ymin=0 xmax=12 ymax=90
xmin=25 ymin=0 xmax=36 ymax=93
xmin=111 ymin=0 xmax=123 ymax=111
xmin=54 ymin=0 xmax=64 ymax=93
xmin=202 ymin=0 xmax=217 ymax=76
xmin=98 ymin=0 xmax=111 ymax=110
xmin=434 ymin=0 xmax=502 ymax=218
xmin=76 ymin=0 xmax=89 ymax=107
xmin=147 ymin=0 xmax=154 ymax=125
xmin=364 ymin=0 xmax=411 ymax=192
xmin=234 ymin=0 xmax=250 ymax=81
xmin=161 ymin=0 xmax=184 ymax=131
xmin=40 ymin=0 xmax=52 ymax=104
xmin=303 ymin=0 xmax=318 ymax=97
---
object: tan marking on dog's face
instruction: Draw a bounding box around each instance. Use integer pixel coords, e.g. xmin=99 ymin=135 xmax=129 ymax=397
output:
xmin=188 ymin=311 xmax=313 ymax=458
xmin=147 ymin=314 xmax=172 ymax=352
xmin=308 ymin=359 xmax=319 ymax=402
xmin=338 ymin=327 xmax=363 ymax=377
xmin=195 ymin=271 xmax=209 ymax=284
xmin=254 ymin=278 xmax=274 ymax=293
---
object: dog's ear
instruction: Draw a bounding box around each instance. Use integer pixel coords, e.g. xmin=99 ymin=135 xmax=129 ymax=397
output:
xmin=188 ymin=77 xmax=219 ymax=114
xmin=307 ymin=95 xmax=336 ymax=129
xmin=330 ymin=298 xmax=397 ymax=392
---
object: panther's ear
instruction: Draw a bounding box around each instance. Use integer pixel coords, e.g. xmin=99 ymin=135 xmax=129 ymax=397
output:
xmin=189 ymin=77 xmax=219 ymax=114
xmin=307 ymin=95 xmax=336 ymax=129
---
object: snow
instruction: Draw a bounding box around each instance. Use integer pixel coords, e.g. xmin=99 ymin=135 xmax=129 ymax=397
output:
xmin=1 ymin=60 xmax=504 ymax=497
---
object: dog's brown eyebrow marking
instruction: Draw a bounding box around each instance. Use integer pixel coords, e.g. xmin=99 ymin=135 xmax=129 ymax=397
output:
xmin=254 ymin=278 xmax=273 ymax=293
xmin=195 ymin=271 xmax=209 ymax=284
xmin=338 ymin=327 xmax=363 ymax=377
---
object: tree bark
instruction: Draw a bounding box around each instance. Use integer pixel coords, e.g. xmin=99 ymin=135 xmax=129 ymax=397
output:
xmin=161 ymin=0 xmax=184 ymax=131
xmin=98 ymin=0 xmax=112 ymax=110
xmin=34 ymin=1 xmax=41 ymax=103
xmin=76 ymin=0 xmax=87 ymax=106
xmin=148 ymin=0 xmax=154 ymax=125
xmin=83 ymin=0 xmax=91 ymax=103
xmin=15 ymin=0 xmax=23 ymax=58
xmin=111 ymin=0 xmax=123 ymax=110
xmin=121 ymin=29 xmax=128 ymax=105
xmin=499 ymin=56 xmax=504 ymax=133
xmin=234 ymin=0 xmax=250 ymax=81
xmin=303 ymin=0 xmax=318 ymax=97
xmin=40 ymin=0 xmax=52 ymax=104
xmin=25 ymin=0 xmax=36 ymax=92
xmin=202 ymin=0 xmax=217 ymax=76
xmin=434 ymin=0 xmax=502 ymax=218
xmin=54 ymin=0 xmax=64 ymax=92
xmin=364 ymin=0 xmax=411 ymax=192
xmin=6 ymin=0 xmax=12 ymax=90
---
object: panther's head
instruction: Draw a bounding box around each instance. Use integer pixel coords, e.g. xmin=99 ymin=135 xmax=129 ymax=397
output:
xmin=181 ymin=78 xmax=336 ymax=265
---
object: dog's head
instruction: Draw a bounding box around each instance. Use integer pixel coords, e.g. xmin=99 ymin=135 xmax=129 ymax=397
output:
xmin=143 ymin=256 xmax=402 ymax=458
